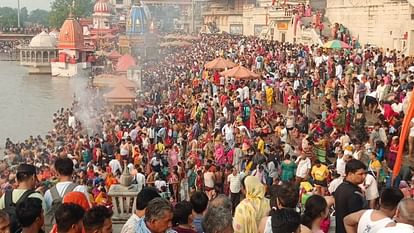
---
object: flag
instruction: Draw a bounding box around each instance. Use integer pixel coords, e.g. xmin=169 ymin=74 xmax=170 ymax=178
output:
xmin=393 ymin=91 xmax=414 ymax=177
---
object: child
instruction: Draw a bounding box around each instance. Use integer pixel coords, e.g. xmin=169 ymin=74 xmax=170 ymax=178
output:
xmin=195 ymin=169 xmax=203 ymax=191
xmin=0 ymin=210 xmax=10 ymax=233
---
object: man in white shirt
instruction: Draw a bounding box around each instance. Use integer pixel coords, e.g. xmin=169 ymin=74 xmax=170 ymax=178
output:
xmin=295 ymin=154 xmax=311 ymax=184
xmin=227 ymin=167 xmax=242 ymax=213
xmin=376 ymin=80 xmax=386 ymax=102
xmin=150 ymin=156 xmax=163 ymax=173
xmin=44 ymin=158 xmax=90 ymax=209
xmin=293 ymin=77 xmax=301 ymax=95
xmin=314 ymin=55 xmax=323 ymax=67
xmin=328 ymin=174 xmax=343 ymax=195
xmin=364 ymin=174 xmax=379 ymax=209
xmin=135 ymin=167 xmax=146 ymax=193
xmin=336 ymin=151 xmax=349 ymax=177
xmin=242 ymin=85 xmax=250 ymax=101
xmin=377 ymin=198 xmax=414 ymax=233
xmin=336 ymin=62 xmax=343 ymax=79
xmin=109 ymin=157 xmax=122 ymax=175
xmin=391 ymin=101 xmax=403 ymax=114
xmin=344 ymin=188 xmax=404 ymax=233
xmin=236 ymin=87 xmax=244 ymax=100
xmin=120 ymin=187 xmax=160 ymax=233
xmin=68 ymin=113 xmax=76 ymax=130
xmin=43 ymin=158 xmax=90 ymax=228
xmin=222 ymin=122 xmax=234 ymax=147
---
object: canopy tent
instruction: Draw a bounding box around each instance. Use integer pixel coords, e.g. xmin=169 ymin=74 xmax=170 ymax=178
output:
xmin=104 ymin=83 xmax=136 ymax=105
xmin=220 ymin=65 xmax=260 ymax=80
xmin=111 ymin=76 xmax=136 ymax=89
xmin=204 ymin=57 xmax=236 ymax=70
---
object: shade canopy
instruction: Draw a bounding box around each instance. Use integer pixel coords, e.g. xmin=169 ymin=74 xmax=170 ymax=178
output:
xmin=104 ymin=83 xmax=136 ymax=99
xmin=323 ymin=40 xmax=352 ymax=49
xmin=205 ymin=57 xmax=236 ymax=70
xmin=112 ymin=77 xmax=136 ymax=89
xmin=220 ymin=65 xmax=260 ymax=80
xmin=108 ymin=50 xmax=122 ymax=60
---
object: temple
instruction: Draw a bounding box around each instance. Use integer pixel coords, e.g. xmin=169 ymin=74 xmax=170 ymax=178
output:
xmin=19 ymin=31 xmax=58 ymax=74
xmin=51 ymin=9 xmax=92 ymax=77
xmin=119 ymin=0 xmax=158 ymax=59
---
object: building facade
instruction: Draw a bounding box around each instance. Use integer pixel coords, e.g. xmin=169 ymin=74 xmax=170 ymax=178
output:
xmin=325 ymin=0 xmax=414 ymax=55
xmin=51 ymin=13 xmax=91 ymax=77
xmin=202 ymin=0 xmax=294 ymax=41
xmin=93 ymin=0 xmax=112 ymax=30
xmin=202 ymin=0 xmax=414 ymax=55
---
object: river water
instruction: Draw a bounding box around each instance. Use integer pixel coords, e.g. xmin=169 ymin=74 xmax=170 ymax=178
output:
xmin=0 ymin=61 xmax=74 ymax=149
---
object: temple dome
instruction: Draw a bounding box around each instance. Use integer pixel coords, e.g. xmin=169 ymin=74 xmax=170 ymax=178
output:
xmin=29 ymin=31 xmax=57 ymax=48
xmin=126 ymin=3 xmax=151 ymax=35
xmin=49 ymin=30 xmax=60 ymax=39
xmin=58 ymin=16 xmax=84 ymax=50
xmin=94 ymin=0 xmax=110 ymax=13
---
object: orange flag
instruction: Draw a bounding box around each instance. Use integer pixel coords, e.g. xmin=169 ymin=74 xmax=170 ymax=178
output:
xmin=393 ymin=92 xmax=414 ymax=177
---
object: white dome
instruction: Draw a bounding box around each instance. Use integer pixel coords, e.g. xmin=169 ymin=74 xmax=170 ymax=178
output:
xmin=94 ymin=0 xmax=110 ymax=13
xmin=29 ymin=31 xmax=57 ymax=48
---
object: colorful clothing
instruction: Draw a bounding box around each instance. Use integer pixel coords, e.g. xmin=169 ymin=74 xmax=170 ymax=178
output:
xmin=233 ymin=176 xmax=270 ymax=233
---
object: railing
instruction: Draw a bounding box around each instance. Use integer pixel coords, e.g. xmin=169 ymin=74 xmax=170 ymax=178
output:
xmin=0 ymin=51 xmax=19 ymax=61
xmin=202 ymin=9 xmax=243 ymax=15
xmin=108 ymin=184 xmax=141 ymax=223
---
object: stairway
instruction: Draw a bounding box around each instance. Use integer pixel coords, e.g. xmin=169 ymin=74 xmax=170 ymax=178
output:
xmin=297 ymin=14 xmax=331 ymax=45
xmin=259 ymin=20 xmax=277 ymax=40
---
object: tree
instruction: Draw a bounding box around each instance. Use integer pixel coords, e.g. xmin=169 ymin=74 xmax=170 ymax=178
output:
xmin=28 ymin=9 xmax=50 ymax=26
xmin=49 ymin=0 xmax=94 ymax=28
xmin=0 ymin=7 xmax=18 ymax=28
xmin=20 ymin=7 xmax=28 ymax=23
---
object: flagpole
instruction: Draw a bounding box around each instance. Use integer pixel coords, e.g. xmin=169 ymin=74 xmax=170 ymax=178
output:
xmin=17 ymin=0 xmax=21 ymax=28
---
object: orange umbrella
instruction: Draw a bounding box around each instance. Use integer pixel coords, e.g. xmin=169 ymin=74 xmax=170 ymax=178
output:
xmin=205 ymin=57 xmax=236 ymax=70
xmin=220 ymin=65 xmax=260 ymax=80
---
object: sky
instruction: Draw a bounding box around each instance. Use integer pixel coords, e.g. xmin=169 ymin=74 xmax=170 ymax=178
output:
xmin=0 ymin=0 xmax=53 ymax=11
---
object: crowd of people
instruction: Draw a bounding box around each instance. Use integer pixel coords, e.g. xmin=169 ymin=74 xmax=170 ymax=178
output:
xmin=1 ymin=32 xmax=414 ymax=233
xmin=1 ymin=26 xmax=48 ymax=35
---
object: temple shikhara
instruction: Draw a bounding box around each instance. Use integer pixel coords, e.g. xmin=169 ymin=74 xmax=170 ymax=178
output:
xmin=50 ymin=8 xmax=92 ymax=77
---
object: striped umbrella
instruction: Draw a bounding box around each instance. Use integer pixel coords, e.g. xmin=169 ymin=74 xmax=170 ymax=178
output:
xmin=323 ymin=40 xmax=352 ymax=49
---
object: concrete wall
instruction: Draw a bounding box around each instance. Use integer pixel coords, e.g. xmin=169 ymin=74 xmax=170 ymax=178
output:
xmin=325 ymin=0 xmax=414 ymax=54
xmin=51 ymin=62 xmax=90 ymax=77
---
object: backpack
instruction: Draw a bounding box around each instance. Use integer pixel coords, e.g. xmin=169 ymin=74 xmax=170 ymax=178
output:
xmin=4 ymin=189 xmax=35 ymax=233
xmin=44 ymin=183 xmax=78 ymax=226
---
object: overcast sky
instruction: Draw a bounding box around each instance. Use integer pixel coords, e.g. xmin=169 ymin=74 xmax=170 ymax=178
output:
xmin=0 ymin=0 xmax=53 ymax=11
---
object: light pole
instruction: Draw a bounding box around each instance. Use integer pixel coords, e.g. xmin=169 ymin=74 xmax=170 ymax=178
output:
xmin=17 ymin=0 xmax=21 ymax=28
xmin=191 ymin=0 xmax=195 ymax=33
